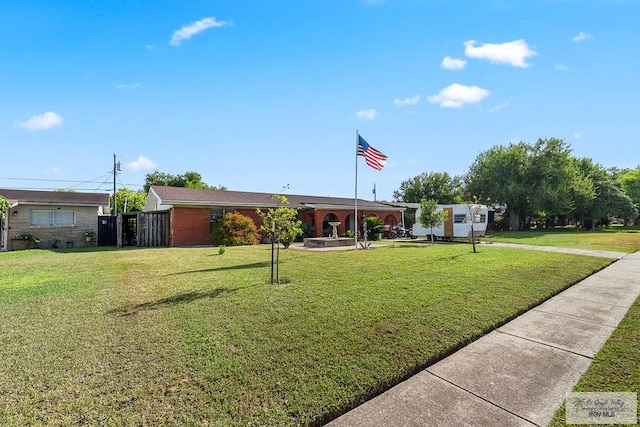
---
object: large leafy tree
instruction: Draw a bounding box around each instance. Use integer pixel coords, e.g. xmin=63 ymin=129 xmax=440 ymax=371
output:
xmin=567 ymin=157 xmax=596 ymax=226
xmin=143 ymin=170 xmax=226 ymax=193
xmin=563 ymin=158 xmax=636 ymax=227
xmin=465 ymin=142 xmax=531 ymax=230
xmin=526 ymin=138 xmax=577 ymax=222
xmin=111 ymin=188 xmax=147 ymax=213
xmin=465 ymin=138 xmax=595 ymax=230
xmin=618 ymin=167 xmax=640 ymax=224
xmin=393 ymin=172 xmax=464 ymax=204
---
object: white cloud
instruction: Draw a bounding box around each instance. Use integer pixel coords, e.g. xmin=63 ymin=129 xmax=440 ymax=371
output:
xmin=464 ymin=39 xmax=537 ymax=68
xmin=394 ymin=95 xmax=420 ymax=106
xmin=145 ymin=44 xmax=155 ymax=51
xmin=169 ymin=17 xmax=228 ymax=46
xmin=356 ymin=109 xmax=377 ymax=121
xmin=126 ymin=155 xmax=157 ymax=172
xmin=573 ymin=133 xmax=582 ymax=139
xmin=555 ymin=63 xmax=568 ymax=71
xmin=441 ymin=56 xmax=467 ymax=70
xmin=115 ymin=83 xmax=141 ymax=89
xmin=428 ymin=83 xmax=490 ymax=108
xmin=14 ymin=111 xmax=63 ymax=131
xmin=573 ymin=32 xmax=593 ymax=42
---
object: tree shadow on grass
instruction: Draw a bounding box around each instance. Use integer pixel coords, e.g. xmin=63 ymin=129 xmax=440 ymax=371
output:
xmin=167 ymin=261 xmax=271 ymax=276
xmin=107 ymin=287 xmax=238 ymax=317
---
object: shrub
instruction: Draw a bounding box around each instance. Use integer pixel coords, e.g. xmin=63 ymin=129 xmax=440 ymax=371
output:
xmin=211 ymin=212 xmax=260 ymax=246
xmin=341 ymin=230 xmax=355 ymax=238
xmin=364 ymin=215 xmax=384 ymax=240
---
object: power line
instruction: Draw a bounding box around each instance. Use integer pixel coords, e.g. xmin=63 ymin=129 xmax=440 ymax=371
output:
xmin=0 ymin=176 xmax=144 ymax=189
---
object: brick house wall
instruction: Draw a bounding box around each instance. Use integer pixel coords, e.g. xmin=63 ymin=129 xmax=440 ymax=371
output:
xmin=168 ymin=206 xmax=402 ymax=246
xmin=8 ymin=205 xmax=100 ymax=250
xmin=310 ymin=209 xmax=401 ymax=237
xmin=170 ymin=207 xmax=212 ymax=246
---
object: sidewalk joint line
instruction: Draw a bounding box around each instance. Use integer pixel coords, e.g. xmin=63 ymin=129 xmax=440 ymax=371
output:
xmin=425 ymin=370 xmax=540 ymax=426
xmin=531 ymin=308 xmax=621 ymax=328
xmin=543 ymin=293 xmax=637 ymax=309
xmin=497 ymin=330 xmax=595 ymax=360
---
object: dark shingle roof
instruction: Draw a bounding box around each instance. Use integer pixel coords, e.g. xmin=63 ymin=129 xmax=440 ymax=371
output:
xmin=0 ymin=189 xmax=109 ymax=206
xmin=150 ymin=186 xmax=399 ymax=210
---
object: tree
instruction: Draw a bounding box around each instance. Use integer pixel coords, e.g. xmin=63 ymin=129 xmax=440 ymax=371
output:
xmin=526 ymin=138 xmax=577 ymax=224
xmin=0 ymin=194 xmax=10 ymax=219
xmin=570 ymin=158 xmax=637 ymax=228
xmin=143 ymin=170 xmax=227 ymax=193
xmin=618 ymin=168 xmax=640 ymax=224
xmin=567 ymin=157 xmax=596 ymax=226
xmin=110 ymin=188 xmax=146 ymax=213
xmin=465 ymin=142 xmax=531 ymax=230
xmin=393 ymin=172 xmax=464 ymax=204
xmin=465 ymin=138 xmax=586 ymax=230
xmin=211 ymin=212 xmax=260 ymax=246
xmin=257 ymin=195 xmax=303 ymax=284
xmin=418 ymin=199 xmax=446 ymax=243
xmin=256 ymin=195 xmax=303 ymax=249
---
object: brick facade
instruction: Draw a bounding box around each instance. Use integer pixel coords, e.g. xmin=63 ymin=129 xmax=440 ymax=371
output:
xmin=167 ymin=205 xmax=402 ymax=246
xmin=310 ymin=209 xmax=401 ymax=237
xmin=7 ymin=205 xmax=100 ymax=250
xmin=170 ymin=207 xmax=212 ymax=246
xmin=147 ymin=186 xmax=404 ymax=247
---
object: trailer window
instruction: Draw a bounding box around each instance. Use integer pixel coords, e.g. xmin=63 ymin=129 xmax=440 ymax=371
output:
xmin=453 ymin=214 xmax=467 ymax=223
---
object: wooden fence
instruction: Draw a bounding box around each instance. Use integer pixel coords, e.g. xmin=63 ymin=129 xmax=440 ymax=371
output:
xmin=136 ymin=211 xmax=169 ymax=247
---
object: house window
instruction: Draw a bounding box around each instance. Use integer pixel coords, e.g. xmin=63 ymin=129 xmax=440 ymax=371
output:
xmin=453 ymin=214 xmax=467 ymax=223
xmin=29 ymin=210 xmax=75 ymax=227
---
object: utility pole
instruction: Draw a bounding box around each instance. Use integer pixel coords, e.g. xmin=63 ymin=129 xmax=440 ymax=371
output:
xmin=113 ymin=154 xmax=123 ymax=215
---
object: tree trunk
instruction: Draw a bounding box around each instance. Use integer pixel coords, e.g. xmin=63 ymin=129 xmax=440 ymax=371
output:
xmin=509 ymin=209 xmax=520 ymax=231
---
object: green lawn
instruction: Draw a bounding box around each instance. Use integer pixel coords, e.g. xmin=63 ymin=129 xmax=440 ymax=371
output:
xmin=0 ymin=243 xmax=613 ymax=426
xmin=488 ymin=225 xmax=640 ymax=253
xmin=547 ymin=293 xmax=640 ymax=427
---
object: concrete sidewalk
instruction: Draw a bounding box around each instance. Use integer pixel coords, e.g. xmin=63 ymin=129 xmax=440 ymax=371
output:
xmin=326 ymin=250 xmax=640 ymax=427
xmin=485 ymin=242 xmax=628 ymax=260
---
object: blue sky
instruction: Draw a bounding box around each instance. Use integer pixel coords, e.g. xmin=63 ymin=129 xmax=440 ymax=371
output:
xmin=2 ymin=0 xmax=639 ymax=201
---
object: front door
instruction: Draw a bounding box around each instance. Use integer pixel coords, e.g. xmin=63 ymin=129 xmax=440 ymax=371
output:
xmin=443 ymin=208 xmax=454 ymax=238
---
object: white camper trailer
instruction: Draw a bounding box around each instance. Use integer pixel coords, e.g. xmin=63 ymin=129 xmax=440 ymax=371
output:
xmin=412 ymin=204 xmax=489 ymax=240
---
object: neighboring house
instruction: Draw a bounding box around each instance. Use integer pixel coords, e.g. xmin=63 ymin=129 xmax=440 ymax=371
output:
xmin=0 ymin=189 xmax=110 ymax=251
xmin=143 ymin=186 xmax=404 ymax=246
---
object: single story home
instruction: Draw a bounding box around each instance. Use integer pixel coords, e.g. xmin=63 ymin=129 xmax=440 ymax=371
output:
xmin=143 ymin=186 xmax=404 ymax=246
xmin=0 ymin=189 xmax=110 ymax=251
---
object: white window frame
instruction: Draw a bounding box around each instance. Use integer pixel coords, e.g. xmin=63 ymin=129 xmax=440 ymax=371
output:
xmin=453 ymin=214 xmax=467 ymax=224
xmin=29 ymin=209 xmax=76 ymax=227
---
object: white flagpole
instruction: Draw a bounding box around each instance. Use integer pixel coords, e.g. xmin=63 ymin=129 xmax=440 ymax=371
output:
xmin=354 ymin=130 xmax=359 ymax=249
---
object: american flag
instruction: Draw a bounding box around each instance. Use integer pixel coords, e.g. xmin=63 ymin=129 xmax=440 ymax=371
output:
xmin=357 ymin=135 xmax=387 ymax=171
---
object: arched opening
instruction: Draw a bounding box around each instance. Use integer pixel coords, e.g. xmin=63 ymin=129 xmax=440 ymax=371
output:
xmin=321 ymin=213 xmax=339 ymax=237
xmin=345 ymin=213 xmax=356 ymax=233
xmin=383 ymin=214 xmax=397 ymax=238
xmin=384 ymin=214 xmax=397 ymax=227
